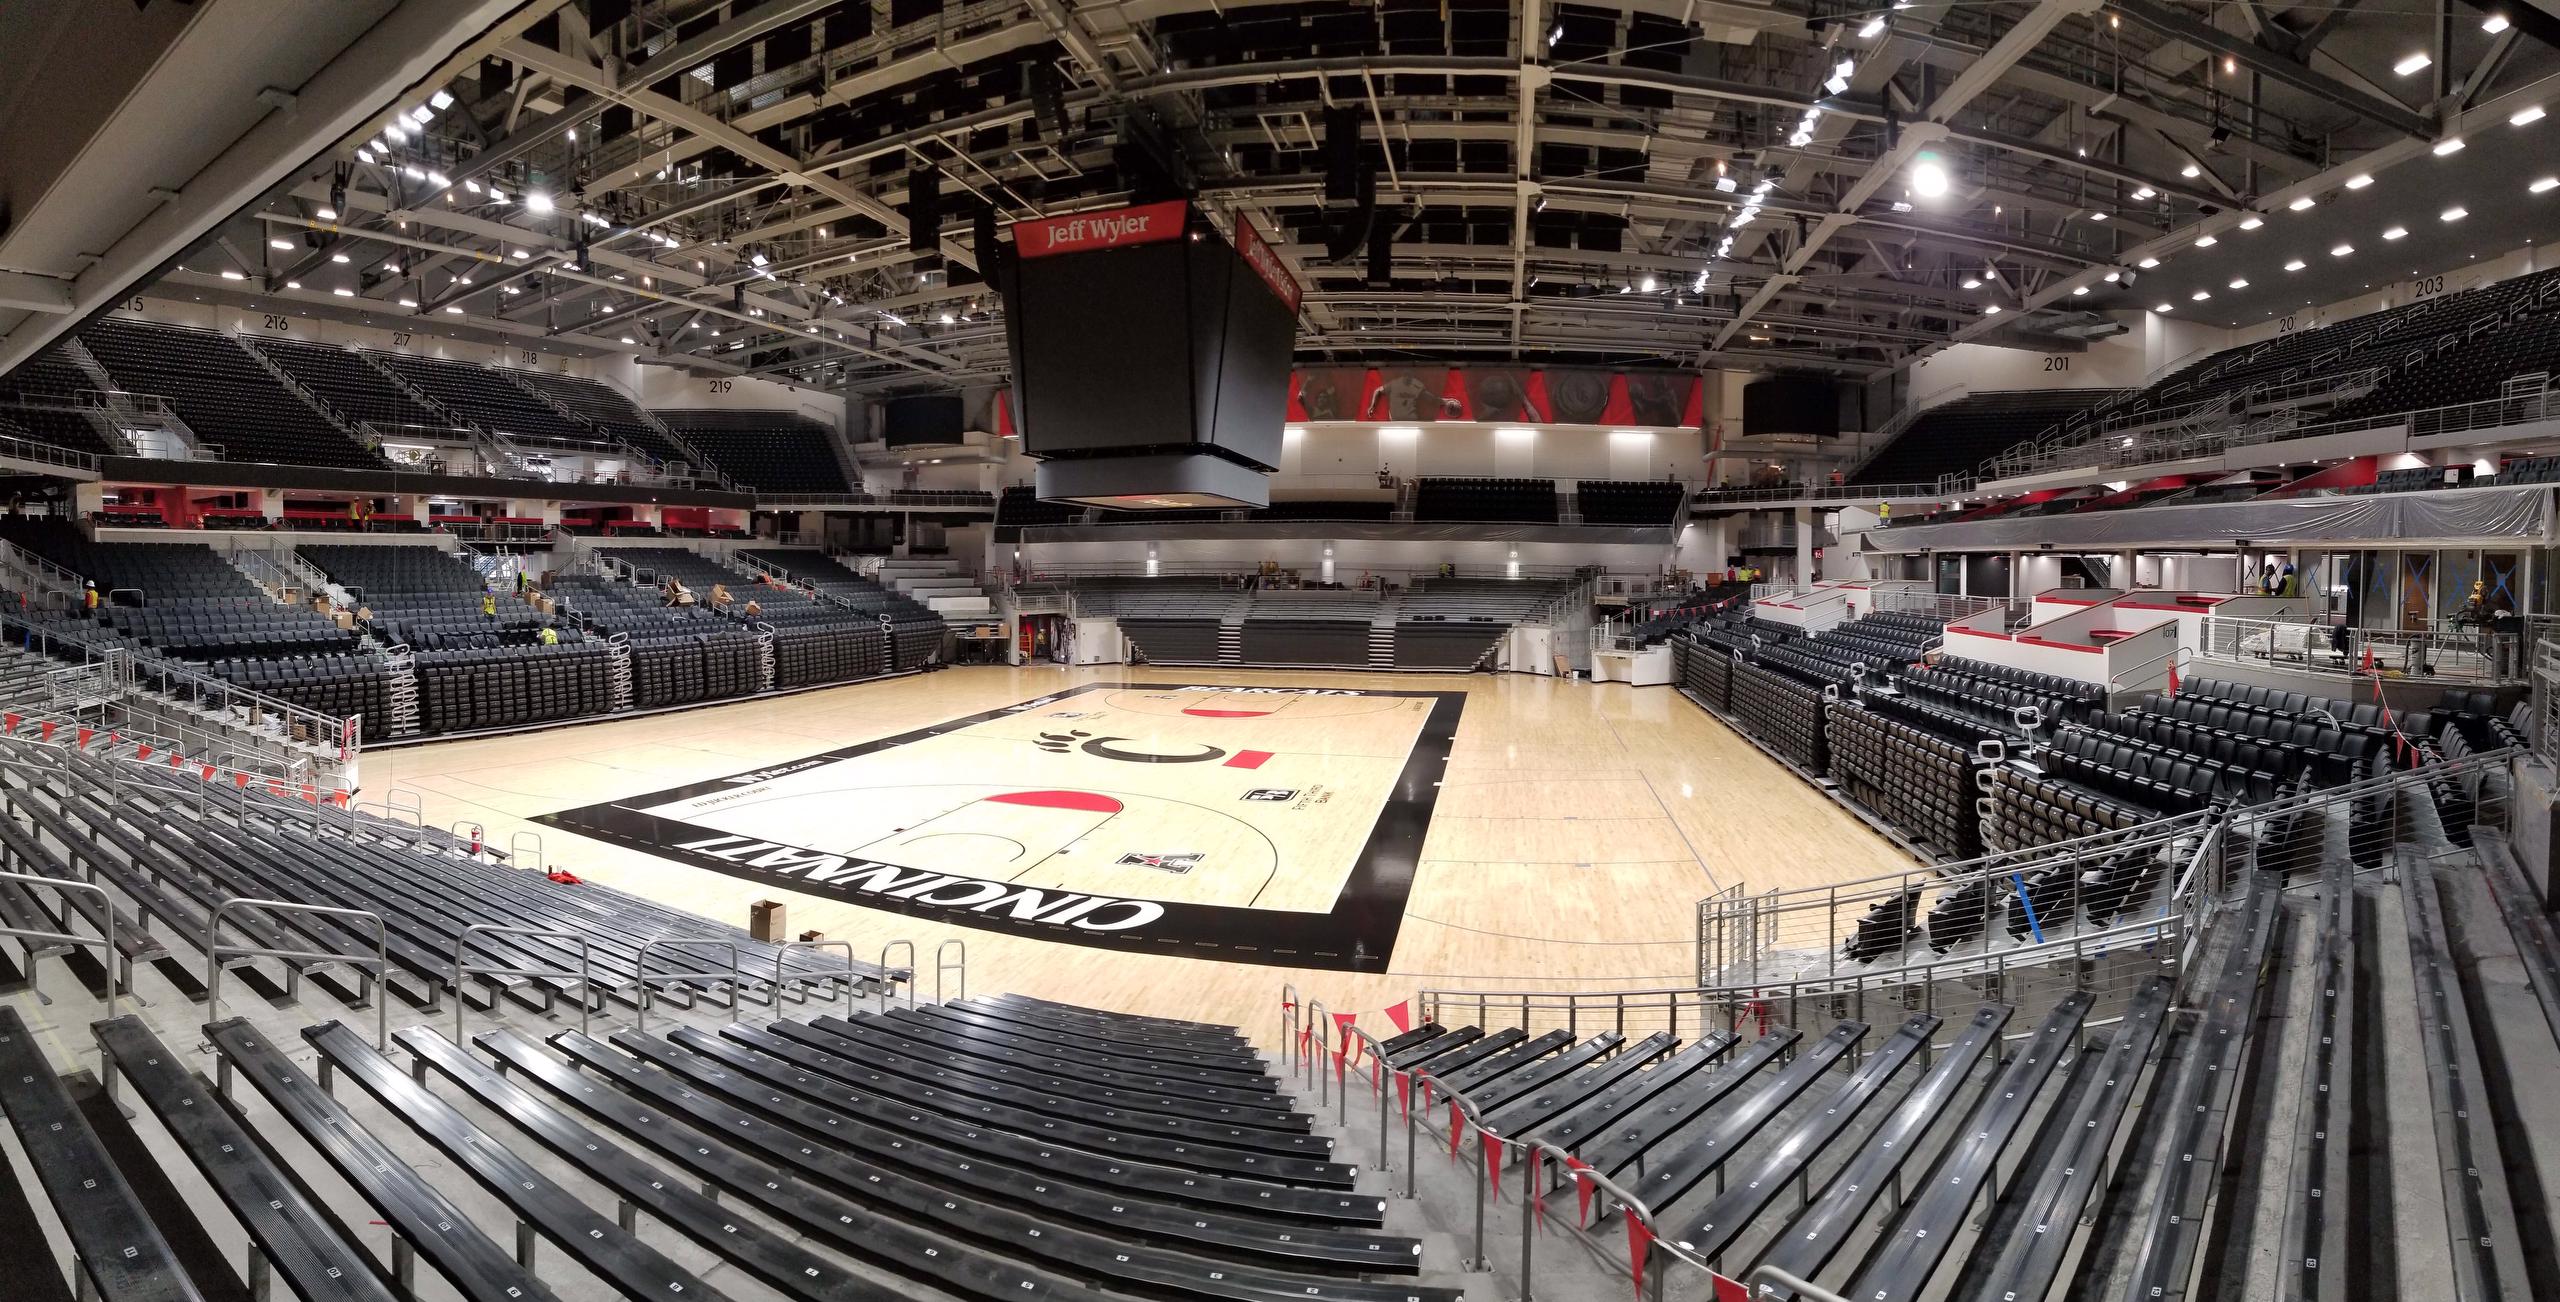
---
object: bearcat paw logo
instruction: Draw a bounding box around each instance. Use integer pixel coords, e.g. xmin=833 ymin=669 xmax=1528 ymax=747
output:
xmin=1033 ymin=730 xmax=1092 ymax=752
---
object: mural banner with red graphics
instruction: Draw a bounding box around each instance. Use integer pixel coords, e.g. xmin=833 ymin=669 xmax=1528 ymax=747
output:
xmin=1282 ymin=366 xmax=1701 ymax=426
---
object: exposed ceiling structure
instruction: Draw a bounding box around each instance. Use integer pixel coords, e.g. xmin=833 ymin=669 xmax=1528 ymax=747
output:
xmin=87 ymin=0 xmax=2560 ymax=394
xmin=0 ymin=0 xmax=568 ymax=377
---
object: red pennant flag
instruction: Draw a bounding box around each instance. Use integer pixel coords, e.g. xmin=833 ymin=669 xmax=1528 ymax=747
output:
xmin=1396 ymin=1070 xmax=1412 ymax=1119
xmin=1528 ymin=1147 xmax=1547 ymax=1229
xmin=1449 ymin=1099 xmax=1466 ymax=1159
xmin=38 ymin=720 xmax=55 ymax=741
xmin=302 ymin=783 xmax=318 ymax=804
xmin=1333 ymin=1045 xmax=1346 ymax=1083
xmin=1331 ymin=1011 xmax=1359 ymax=1066
xmin=332 ymin=790 xmax=351 ymax=807
xmin=268 ymin=779 xmax=286 ymax=797
xmin=1481 ymin=1132 xmax=1505 ymax=1198
xmin=200 ymin=765 xmax=216 ymax=781
xmin=169 ymin=751 xmax=184 ymax=768
xmin=1383 ymin=1000 xmax=1413 ymax=1033
xmin=233 ymin=771 xmax=252 ymax=788
xmin=2 ymin=713 xmax=19 ymax=733
xmin=1298 ymin=1026 xmax=1312 ymax=1058
xmin=76 ymin=727 xmax=94 ymax=748
xmin=1281 ymin=997 xmax=1295 ymax=1011
xmin=1711 ymin=1272 xmax=1752 ymax=1302
xmin=1566 ymin=1155 xmax=1599 ymax=1226
xmin=1627 ymin=1218 xmax=1657 ymax=1302
xmin=135 ymin=744 xmax=153 ymax=761
xmin=2165 ymin=663 xmax=2179 ymax=696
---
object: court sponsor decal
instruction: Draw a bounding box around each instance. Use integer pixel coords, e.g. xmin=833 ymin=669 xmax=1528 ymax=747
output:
xmin=537 ymin=682 xmax=1460 ymax=972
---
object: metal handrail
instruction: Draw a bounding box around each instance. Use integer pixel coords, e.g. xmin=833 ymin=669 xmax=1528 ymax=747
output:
xmin=877 ymin=939 xmax=918 ymax=1011
xmin=0 ymin=871 xmax=120 ymax=1073
xmin=631 ymin=937 xmax=743 ymax=1032
xmin=770 ymin=939 xmax=859 ymax=1020
xmin=204 ymin=896 xmax=389 ymax=1050
xmin=933 ymin=938 xmax=966 ymax=1002
xmin=453 ymin=923 xmax=593 ymax=1045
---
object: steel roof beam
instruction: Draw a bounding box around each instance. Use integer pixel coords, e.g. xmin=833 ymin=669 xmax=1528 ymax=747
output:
xmin=2110 ymin=0 xmax=2435 ymax=138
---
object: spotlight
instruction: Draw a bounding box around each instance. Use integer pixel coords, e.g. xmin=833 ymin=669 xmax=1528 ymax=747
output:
xmin=1910 ymin=152 xmax=1950 ymax=198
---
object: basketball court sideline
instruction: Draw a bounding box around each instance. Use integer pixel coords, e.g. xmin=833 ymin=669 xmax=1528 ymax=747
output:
xmin=364 ymin=665 xmax=1903 ymax=1032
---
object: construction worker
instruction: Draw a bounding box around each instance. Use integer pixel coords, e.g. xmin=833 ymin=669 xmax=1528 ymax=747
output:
xmin=481 ymin=589 xmax=497 ymax=618
xmin=536 ymin=624 xmax=559 ymax=646
xmin=83 ymin=580 xmax=99 ymax=613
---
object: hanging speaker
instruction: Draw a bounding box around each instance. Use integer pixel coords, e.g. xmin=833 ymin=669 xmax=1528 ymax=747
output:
xmin=906 ymin=165 xmax=940 ymax=254
xmin=1324 ymin=105 xmax=1363 ymax=202
xmin=1325 ymin=164 xmax=1376 ymax=261
xmin=1366 ymin=209 xmax=1395 ymax=285
xmin=1028 ymin=62 xmax=1068 ymax=142
xmin=947 ymin=205 xmax=999 ymax=287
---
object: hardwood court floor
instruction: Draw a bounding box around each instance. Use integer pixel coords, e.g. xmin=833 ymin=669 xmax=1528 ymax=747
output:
xmin=364 ymin=666 xmax=1902 ymax=1039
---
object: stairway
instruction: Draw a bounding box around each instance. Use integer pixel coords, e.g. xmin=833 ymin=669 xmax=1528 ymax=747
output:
xmin=873 ymin=557 xmax=991 ymax=617
xmin=1366 ymin=612 xmax=1397 ymax=668
xmin=1216 ymin=614 xmax=1244 ymax=665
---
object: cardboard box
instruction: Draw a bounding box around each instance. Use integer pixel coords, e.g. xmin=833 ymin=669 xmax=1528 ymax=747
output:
xmin=749 ymin=899 xmax=786 ymax=943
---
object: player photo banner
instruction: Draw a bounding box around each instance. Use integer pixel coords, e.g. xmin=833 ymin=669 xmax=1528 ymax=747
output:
xmin=1283 ymin=365 xmax=1701 ymax=427
xmin=537 ymin=683 xmax=1464 ymax=973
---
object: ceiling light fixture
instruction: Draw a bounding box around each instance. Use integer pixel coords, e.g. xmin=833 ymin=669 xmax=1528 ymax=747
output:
xmin=2287 ymin=196 xmax=2315 ymax=211
xmin=330 ymin=253 xmax=350 ymax=263
xmin=2285 ymin=258 xmax=2308 ymax=270
xmin=2132 ymin=186 xmax=2155 ymax=201
xmin=2138 ymin=256 xmax=2160 ymax=268
xmin=2182 ymin=162 xmax=2202 ymax=178
xmin=2345 ymin=174 xmax=2373 ymax=189
xmin=285 ymin=280 xmax=300 ymax=289
xmin=2442 ymin=205 xmax=2468 ymax=221
xmin=2383 ymin=226 xmax=2408 ymax=240
xmin=2156 ymin=302 xmax=2173 ymax=312
xmin=2513 ymin=105 xmax=2547 ymax=127
xmin=1983 ymin=304 xmax=2002 ymax=315
xmin=2195 ymin=235 xmax=2218 ymax=247
xmin=1910 ymin=153 xmax=1951 ymax=198
xmin=1962 ymin=276 xmax=1983 ymax=289
xmin=332 ymin=288 xmax=354 ymax=297
xmin=2485 ymin=12 xmax=2512 ymax=31
xmin=2534 ymin=177 xmax=2560 ymax=193
xmin=2394 ymin=52 xmax=2433 ymax=75
xmin=2193 ymin=289 xmax=2211 ymax=300
xmin=2332 ymin=243 xmax=2355 ymax=256
xmin=1858 ymin=15 xmax=1885 ymax=37
xmin=2104 ymin=270 xmax=2122 ymax=282
xmin=2228 ymin=278 xmax=2249 ymax=289
xmin=526 ymin=192 xmax=554 ymax=212
xmin=2240 ymin=216 xmax=2265 ymax=229
xmin=2434 ymin=137 xmax=2467 ymax=155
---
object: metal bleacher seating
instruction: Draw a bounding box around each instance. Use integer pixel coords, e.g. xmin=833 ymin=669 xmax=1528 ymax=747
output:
xmin=597 ymin=547 xmax=935 ymax=686
xmin=737 ymin=547 xmax=950 ymax=666
xmin=654 ymin=408 xmax=852 ymax=493
xmin=77 ymin=318 xmax=388 ymax=468
xmin=0 ymin=939 xmax=1465 ymax=1302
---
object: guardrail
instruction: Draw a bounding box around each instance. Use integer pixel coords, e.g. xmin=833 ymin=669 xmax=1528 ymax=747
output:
xmin=1986 ymin=387 xmax=2560 ymax=484
xmin=2198 ymin=613 xmax=2523 ymax=684
xmin=1693 ymin=481 xmax=1949 ymax=506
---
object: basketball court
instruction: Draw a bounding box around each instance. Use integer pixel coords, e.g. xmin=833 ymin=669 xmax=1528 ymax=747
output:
xmin=368 ymin=666 xmax=1905 ymax=1030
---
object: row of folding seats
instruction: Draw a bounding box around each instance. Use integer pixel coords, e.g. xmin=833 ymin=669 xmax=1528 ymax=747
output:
xmin=1981 ymin=766 xmax=2159 ymax=852
xmin=2098 ymin=711 xmax=2325 ymax=787
xmin=1757 ymin=643 xmax=1871 ymax=691
xmin=1574 ymin=480 xmax=1685 ymax=524
xmin=2126 ymin=695 xmax=2383 ymax=785
xmin=413 ymin=643 xmax=613 ymax=732
xmin=2045 ymin=724 xmax=2277 ymax=809
xmin=1412 ymin=477 xmax=1558 ymax=523
xmin=628 ymin=631 xmax=762 ymax=708
xmin=208 ymin=653 xmax=391 ymax=732
xmin=1898 ymin=666 xmax=2083 ymax=730
xmin=1730 ymin=660 xmax=1829 ymax=772
xmin=1673 ymin=637 xmax=1735 ymax=711
xmin=1937 ymin=656 xmax=2106 ymax=706
xmin=1827 ymin=700 xmax=1982 ymax=856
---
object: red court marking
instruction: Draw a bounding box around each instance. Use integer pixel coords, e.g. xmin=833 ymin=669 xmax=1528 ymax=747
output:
xmin=1182 ymin=708 xmax=1277 ymax=718
xmin=1224 ymin=750 xmax=1275 ymax=769
xmin=988 ymin=790 xmax=1126 ymax=813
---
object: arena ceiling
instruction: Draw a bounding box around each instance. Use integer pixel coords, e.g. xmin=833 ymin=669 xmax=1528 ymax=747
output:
xmin=28 ymin=0 xmax=2560 ymax=396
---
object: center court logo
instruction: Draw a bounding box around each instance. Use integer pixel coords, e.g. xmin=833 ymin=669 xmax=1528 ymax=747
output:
xmin=671 ymin=833 xmax=1166 ymax=932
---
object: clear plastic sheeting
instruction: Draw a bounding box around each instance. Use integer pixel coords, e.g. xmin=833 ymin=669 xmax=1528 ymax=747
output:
xmin=1866 ymin=486 xmax=2552 ymax=552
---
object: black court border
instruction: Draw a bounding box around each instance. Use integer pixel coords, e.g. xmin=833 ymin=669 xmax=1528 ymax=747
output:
xmin=534 ymin=682 xmax=1465 ymax=973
